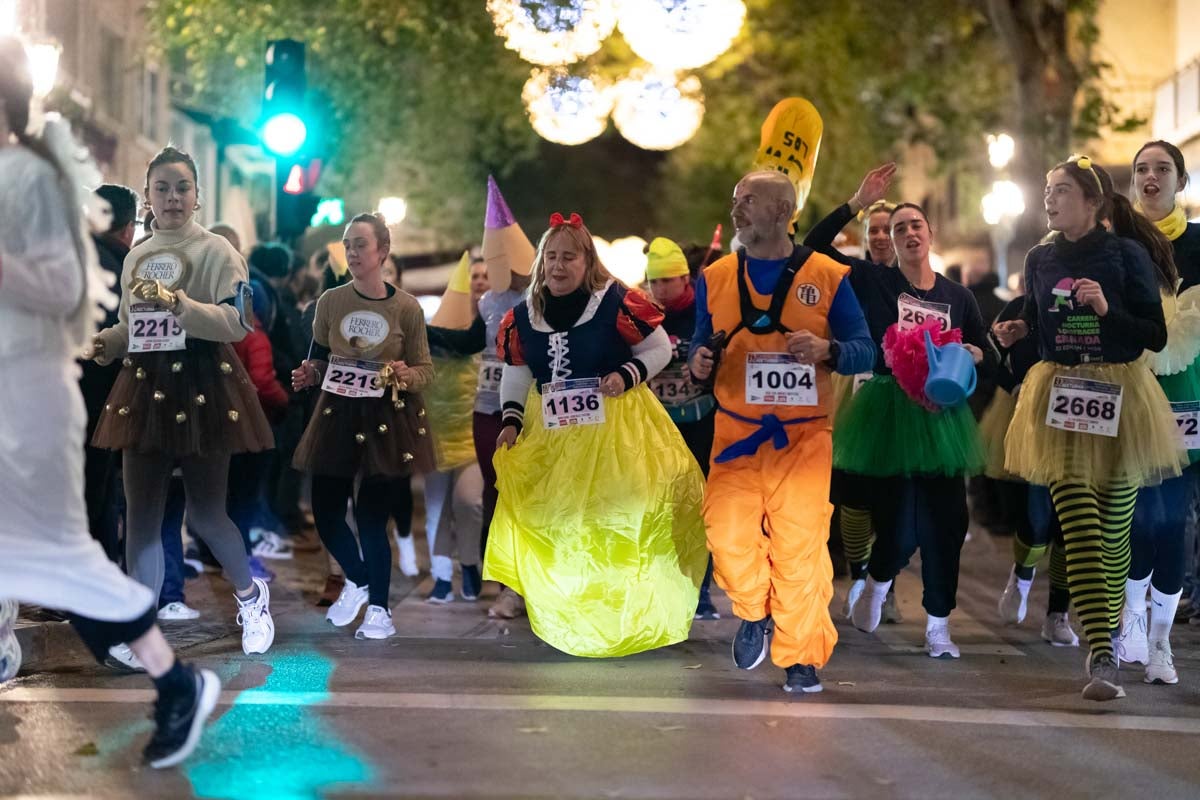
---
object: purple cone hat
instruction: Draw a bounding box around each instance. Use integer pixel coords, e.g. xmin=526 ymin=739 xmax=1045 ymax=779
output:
xmin=482 ymin=175 xmax=535 ymax=292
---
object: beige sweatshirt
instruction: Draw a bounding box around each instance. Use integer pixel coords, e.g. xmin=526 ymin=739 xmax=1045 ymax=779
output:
xmin=312 ymin=282 xmax=435 ymax=391
xmin=94 ymin=219 xmax=249 ymax=363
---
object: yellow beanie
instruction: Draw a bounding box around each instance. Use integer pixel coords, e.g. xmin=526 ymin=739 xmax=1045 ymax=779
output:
xmin=645 ymin=237 xmax=689 ymax=280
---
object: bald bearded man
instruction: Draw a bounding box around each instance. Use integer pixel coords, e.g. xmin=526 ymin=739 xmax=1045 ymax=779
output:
xmin=689 ymin=171 xmax=874 ymax=693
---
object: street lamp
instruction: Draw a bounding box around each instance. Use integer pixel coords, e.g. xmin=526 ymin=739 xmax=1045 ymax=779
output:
xmin=26 ymin=41 xmax=60 ymax=99
xmin=377 ymin=196 xmax=408 ymax=225
xmin=987 ymin=133 xmax=1015 ymax=169
xmin=982 ymin=179 xmax=1024 ymax=286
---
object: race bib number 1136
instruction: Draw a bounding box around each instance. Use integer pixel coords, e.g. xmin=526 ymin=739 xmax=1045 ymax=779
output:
xmin=542 ymin=378 xmax=605 ymax=429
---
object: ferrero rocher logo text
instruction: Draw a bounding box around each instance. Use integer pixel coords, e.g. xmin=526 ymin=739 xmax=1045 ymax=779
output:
xmin=136 ymin=253 xmax=186 ymax=286
xmin=340 ymin=311 xmax=390 ymax=352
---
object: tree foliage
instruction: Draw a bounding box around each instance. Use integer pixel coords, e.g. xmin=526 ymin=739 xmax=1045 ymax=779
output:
xmin=147 ymin=1 xmax=1131 ymax=249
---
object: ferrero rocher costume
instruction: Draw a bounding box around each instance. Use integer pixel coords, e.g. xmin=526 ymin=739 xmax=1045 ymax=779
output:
xmin=293 ymin=283 xmax=436 ymax=478
xmin=91 ymin=219 xmax=272 ymax=455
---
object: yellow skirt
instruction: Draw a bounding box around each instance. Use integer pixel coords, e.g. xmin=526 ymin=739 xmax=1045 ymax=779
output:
xmin=484 ymin=383 xmax=708 ymax=658
xmin=979 ymin=387 xmax=1018 ymax=481
xmin=1004 ymin=360 xmax=1185 ymax=487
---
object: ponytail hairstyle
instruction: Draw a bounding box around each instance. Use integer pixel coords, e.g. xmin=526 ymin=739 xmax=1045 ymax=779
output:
xmin=0 ymin=37 xmax=66 ymax=181
xmin=1051 ymin=156 xmax=1178 ymax=292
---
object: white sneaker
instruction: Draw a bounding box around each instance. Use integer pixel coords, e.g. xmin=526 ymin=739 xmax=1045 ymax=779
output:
xmin=851 ymin=577 xmax=890 ymax=633
xmin=843 ymin=578 xmax=866 ymax=620
xmin=236 ymin=577 xmax=275 ymax=655
xmin=998 ymin=568 xmax=1029 ymax=625
xmin=0 ymin=599 xmax=21 ymax=683
xmin=1041 ymin=612 xmax=1079 ymax=647
xmin=394 ymin=532 xmax=420 ymax=577
xmin=1115 ymin=607 xmax=1149 ymax=666
xmin=106 ymin=643 xmax=145 ymax=672
xmin=252 ymin=530 xmax=294 ymax=561
xmin=157 ymin=601 xmax=201 ymax=621
xmin=1145 ymin=639 xmax=1179 ymax=685
xmin=355 ymin=605 xmax=396 ymax=640
xmin=925 ymin=622 xmax=961 ymax=659
xmin=326 ymin=579 xmax=369 ymax=627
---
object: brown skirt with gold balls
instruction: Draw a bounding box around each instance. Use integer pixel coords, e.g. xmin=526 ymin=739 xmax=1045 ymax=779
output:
xmin=292 ymin=389 xmax=437 ymax=479
xmin=91 ymin=340 xmax=274 ymax=457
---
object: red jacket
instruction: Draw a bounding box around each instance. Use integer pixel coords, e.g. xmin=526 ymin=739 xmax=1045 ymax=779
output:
xmin=233 ymin=322 xmax=289 ymax=421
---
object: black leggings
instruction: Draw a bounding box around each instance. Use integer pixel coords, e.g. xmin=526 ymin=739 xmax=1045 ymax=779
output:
xmin=1131 ymin=468 xmax=1193 ymax=594
xmin=311 ymin=474 xmax=394 ymax=607
xmin=68 ymin=603 xmax=157 ymax=664
xmin=866 ymin=475 xmax=968 ymax=618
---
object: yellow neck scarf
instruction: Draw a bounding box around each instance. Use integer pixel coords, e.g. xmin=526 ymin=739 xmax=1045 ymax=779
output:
xmin=1140 ymin=203 xmax=1189 ymax=241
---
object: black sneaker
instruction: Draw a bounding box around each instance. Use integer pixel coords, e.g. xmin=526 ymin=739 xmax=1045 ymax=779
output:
xmin=460 ymin=564 xmax=482 ymax=601
xmin=695 ymin=593 xmax=720 ymax=620
xmin=783 ymin=664 xmax=823 ymax=694
xmin=732 ymin=617 xmax=771 ymax=670
xmin=143 ymin=666 xmax=220 ymax=769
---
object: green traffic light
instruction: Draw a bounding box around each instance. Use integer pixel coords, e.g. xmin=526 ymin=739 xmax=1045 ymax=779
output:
xmin=263 ymin=112 xmax=308 ymax=156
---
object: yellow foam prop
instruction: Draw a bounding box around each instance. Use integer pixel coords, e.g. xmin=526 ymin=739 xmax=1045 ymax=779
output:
xmin=431 ymin=250 xmax=475 ymax=329
xmin=753 ymin=97 xmax=823 ymax=215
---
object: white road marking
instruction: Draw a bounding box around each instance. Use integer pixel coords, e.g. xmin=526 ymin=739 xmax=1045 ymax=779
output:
xmin=3 ymin=688 xmax=1198 ymax=733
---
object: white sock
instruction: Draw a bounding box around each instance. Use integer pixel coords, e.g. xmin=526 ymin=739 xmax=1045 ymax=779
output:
xmin=926 ymin=613 xmax=949 ymax=632
xmin=1125 ymin=575 xmax=1151 ymax=616
xmin=1149 ymin=586 xmax=1181 ymax=642
xmin=1016 ymin=576 xmax=1033 ymax=596
xmin=867 ymin=577 xmax=892 ymax=598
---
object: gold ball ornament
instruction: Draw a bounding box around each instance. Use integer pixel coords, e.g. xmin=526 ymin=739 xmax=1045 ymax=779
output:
xmin=355 ymin=433 xmax=366 ymax=444
xmin=122 ymin=357 xmax=133 ymax=368
xmin=402 ymin=452 xmax=414 ymax=462
xmin=322 ymin=407 xmax=333 ymax=416
xmin=418 ymin=408 xmax=426 ymax=417
xmin=153 ymin=390 xmax=166 ymax=402
xmin=104 ymin=404 xmax=112 ymax=412
xmin=118 ymin=406 xmax=130 ymax=416
xmin=219 ymin=362 xmax=233 ymax=374
xmin=227 ymin=410 xmax=239 ymax=422
xmin=135 ymin=368 xmax=146 ymax=380
xmin=394 ymin=400 xmax=406 ymax=410
xmin=171 ymin=361 xmax=184 ymax=373
xmin=418 ymin=427 xmax=427 ymax=436
xmin=195 ymin=394 xmax=206 ymax=405
xmin=175 ymin=412 xmax=188 ymax=424
xmin=377 ymin=424 xmax=389 ymax=434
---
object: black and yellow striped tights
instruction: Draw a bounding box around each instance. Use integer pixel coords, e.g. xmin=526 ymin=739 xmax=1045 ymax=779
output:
xmin=1048 ymin=480 xmax=1137 ymax=658
xmin=841 ymin=506 xmax=874 ymax=578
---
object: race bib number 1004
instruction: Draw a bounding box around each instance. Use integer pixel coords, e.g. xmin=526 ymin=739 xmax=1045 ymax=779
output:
xmin=745 ymin=352 xmax=817 ymax=406
xmin=128 ymin=303 xmax=185 ymax=353
xmin=1045 ymin=376 xmax=1122 ymax=438
xmin=542 ymin=378 xmax=605 ymax=429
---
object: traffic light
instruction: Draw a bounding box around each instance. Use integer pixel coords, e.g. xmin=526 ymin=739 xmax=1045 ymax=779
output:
xmin=261 ymin=39 xmax=307 ymax=157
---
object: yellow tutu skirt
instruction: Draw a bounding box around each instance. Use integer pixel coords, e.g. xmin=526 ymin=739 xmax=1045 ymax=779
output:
xmin=484 ymin=383 xmax=708 ymax=658
xmin=1004 ymin=360 xmax=1185 ymax=487
xmin=979 ymin=387 xmax=1018 ymax=481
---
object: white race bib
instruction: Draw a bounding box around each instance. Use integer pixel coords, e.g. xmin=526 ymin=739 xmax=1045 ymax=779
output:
xmin=128 ymin=303 xmax=185 ymax=353
xmin=322 ymin=355 xmax=386 ymax=398
xmin=477 ymin=355 xmax=504 ymax=395
xmin=897 ymin=293 xmax=951 ymax=332
xmin=745 ymin=352 xmax=817 ymax=406
xmin=1172 ymin=401 xmax=1200 ymax=450
xmin=852 ymin=372 xmax=873 ymax=395
xmin=650 ymin=366 xmax=702 ymax=407
xmin=1045 ymin=376 xmax=1122 ymax=438
xmin=542 ymin=378 xmax=604 ymax=429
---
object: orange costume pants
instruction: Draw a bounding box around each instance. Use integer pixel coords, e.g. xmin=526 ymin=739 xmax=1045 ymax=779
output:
xmin=703 ymin=414 xmax=837 ymax=669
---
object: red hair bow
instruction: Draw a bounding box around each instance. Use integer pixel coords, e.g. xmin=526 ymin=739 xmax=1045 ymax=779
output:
xmin=549 ymin=212 xmax=584 ymax=228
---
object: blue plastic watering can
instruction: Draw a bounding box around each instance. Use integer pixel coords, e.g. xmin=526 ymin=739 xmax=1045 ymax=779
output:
xmin=924 ymin=330 xmax=977 ymax=407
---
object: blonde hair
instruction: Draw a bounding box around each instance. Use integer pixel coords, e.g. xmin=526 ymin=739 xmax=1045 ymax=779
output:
xmin=528 ymin=223 xmax=612 ymax=318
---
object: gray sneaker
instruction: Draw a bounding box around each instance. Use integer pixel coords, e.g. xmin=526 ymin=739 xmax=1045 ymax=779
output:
xmin=1082 ymin=654 xmax=1126 ymax=701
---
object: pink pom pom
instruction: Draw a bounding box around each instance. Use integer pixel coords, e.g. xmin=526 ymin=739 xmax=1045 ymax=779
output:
xmin=883 ymin=319 xmax=963 ymax=410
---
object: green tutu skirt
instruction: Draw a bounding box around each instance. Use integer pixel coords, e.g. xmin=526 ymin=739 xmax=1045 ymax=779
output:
xmin=833 ymin=375 xmax=985 ymax=478
xmin=1157 ymin=361 xmax=1200 ymax=465
xmin=483 ymin=383 xmax=708 ymax=658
